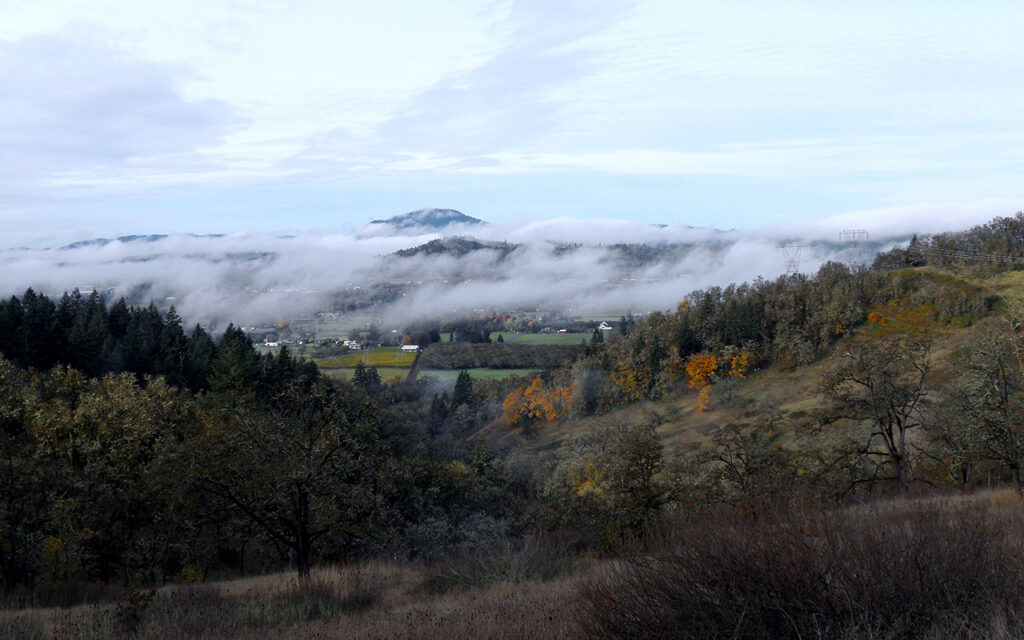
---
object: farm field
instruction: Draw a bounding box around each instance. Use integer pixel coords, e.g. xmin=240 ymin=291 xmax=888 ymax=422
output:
xmin=293 ymin=312 xmax=380 ymax=340
xmin=442 ymin=332 xmax=592 ymax=345
xmin=501 ymin=332 xmax=591 ymax=345
xmin=318 ymin=347 xmax=417 ymax=369
xmin=418 ymin=368 xmax=539 ymax=382
xmin=323 ymin=367 xmax=411 ymax=381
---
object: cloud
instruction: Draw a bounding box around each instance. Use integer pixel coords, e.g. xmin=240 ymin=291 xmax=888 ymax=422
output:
xmin=285 ymin=0 xmax=636 ymax=173
xmin=0 ymin=205 xmax=1004 ymax=332
xmin=0 ymin=32 xmax=238 ymax=200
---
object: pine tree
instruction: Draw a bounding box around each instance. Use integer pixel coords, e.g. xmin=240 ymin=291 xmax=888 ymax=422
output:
xmin=452 ymin=370 xmax=474 ymax=408
xmin=427 ymin=392 xmax=450 ymax=435
xmin=210 ymin=325 xmax=261 ymax=394
xmin=352 ymin=362 xmax=382 ymax=393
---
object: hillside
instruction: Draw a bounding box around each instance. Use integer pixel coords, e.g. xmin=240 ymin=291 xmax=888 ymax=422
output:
xmin=369 ymin=208 xmax=485 ymax=230
xmin=6 ymin=214 xmax=1024 ymax=640
xmin=393 ymin=236 xmax=517 ymax=259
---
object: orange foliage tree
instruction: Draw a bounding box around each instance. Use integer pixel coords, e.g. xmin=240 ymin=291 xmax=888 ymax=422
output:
xmin=685 ymin=353 xmax=718 ymax=412
xmin=503 ymin=378 xmax=575 ymax=430
xmin=685 ymin=354 xmax=717 ymax=388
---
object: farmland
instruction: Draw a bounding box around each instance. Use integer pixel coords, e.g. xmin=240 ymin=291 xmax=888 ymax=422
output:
xmin=322 ymin=367 xmax=412 ymax=382
xmin=417 ymin=368 xmax=539 ymax=382
xmin=317 ymin=347 xmax=417 ymax=369
xmin=500 ymin=332 xmax=592 ymax=345
xmin=441 ymin=331 xmax=594 ymax=345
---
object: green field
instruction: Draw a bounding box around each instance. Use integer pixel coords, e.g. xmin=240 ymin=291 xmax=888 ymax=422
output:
xmin=443 ymin=331 xmax=592 ymax=345
xmin=318 ymin=347 xmax=417 ymax=369
xmin=255 ymin=343 xmax=317 ymax=358
xmin=417 ymin=368 xmax=539 ymax=382
xmin=322 ymin=367 xmax=411 ymax=381
xmin=504 ymin=332 xmax=590 ymax=345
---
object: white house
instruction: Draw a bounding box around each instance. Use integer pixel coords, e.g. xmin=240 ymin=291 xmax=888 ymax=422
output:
xmin=598 ymin=321 xmax=613 ymax=331
xmin=401 ymin=344 xmax=420 ymax=352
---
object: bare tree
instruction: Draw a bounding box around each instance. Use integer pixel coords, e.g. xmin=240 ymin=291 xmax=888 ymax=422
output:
xmin=820 ymin=336 xmax=932 ymax=492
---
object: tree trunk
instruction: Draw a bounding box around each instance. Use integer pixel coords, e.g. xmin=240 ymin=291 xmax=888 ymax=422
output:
xmin=896 ymin=455 xmax=910 ymax=492
xmin=293 ymin=488 xmax=312 ymax=580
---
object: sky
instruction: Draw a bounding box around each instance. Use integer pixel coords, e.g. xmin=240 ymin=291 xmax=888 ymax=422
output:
xmin=2 ymin=0 xmax=1023 ymax=245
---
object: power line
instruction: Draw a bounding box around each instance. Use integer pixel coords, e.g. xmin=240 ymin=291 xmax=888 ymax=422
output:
xmin=909 ymin=246 xmax=1024 ymax=265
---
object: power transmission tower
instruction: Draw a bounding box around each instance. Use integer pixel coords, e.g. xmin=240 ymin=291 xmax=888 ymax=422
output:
xmin=776 ymin=242 xmax=804 ymax=275
xmin=839 ymin=229 xmax=869 ymax=244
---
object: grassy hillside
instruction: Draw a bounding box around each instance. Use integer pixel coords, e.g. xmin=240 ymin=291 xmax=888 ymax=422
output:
xmin=1 ymin=561 xmax=583 ymax=639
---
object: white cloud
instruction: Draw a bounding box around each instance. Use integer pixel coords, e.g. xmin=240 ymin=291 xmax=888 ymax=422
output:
xmin=0 ymin=32 xmax=237 ymax=198
xmin=1 ymin=0 xmax=1023 ymax=231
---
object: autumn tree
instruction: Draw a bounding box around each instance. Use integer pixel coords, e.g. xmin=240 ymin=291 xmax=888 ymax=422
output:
xmin=503 ymin=378 xmax=574 ymax=432
xmin=685 ymin=353 xmax=718 ymax=412
xmin=819 ymin=336 xmax=931 ymax=492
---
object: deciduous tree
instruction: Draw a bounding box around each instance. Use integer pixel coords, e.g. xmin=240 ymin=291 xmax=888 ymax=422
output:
xmin=819 ymin=336 xmax=931 ymax=492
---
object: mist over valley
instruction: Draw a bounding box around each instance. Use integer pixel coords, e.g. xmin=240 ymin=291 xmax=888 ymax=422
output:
xmin=0 ymin=206 xmax=954 ymax=331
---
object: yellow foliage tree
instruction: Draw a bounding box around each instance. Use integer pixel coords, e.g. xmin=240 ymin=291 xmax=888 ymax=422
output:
xmin=696 ymin=386 xmax=711 ymax=412
xmin=686 ymin=353 xmax=718 ymax=412
xmin=728 ymin=349 xmax=752 ymax=379
xmin=610 ymin=364 xmax=654 ymax=401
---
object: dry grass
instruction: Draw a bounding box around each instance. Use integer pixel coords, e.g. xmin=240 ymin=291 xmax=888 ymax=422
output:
xmin=0 ymin=560 xmax=585 ymax=640
xmin=580 ymin=493 xmax=1024 ymax=640
xmin=7 ymin=493 xmax=1024 ymax=639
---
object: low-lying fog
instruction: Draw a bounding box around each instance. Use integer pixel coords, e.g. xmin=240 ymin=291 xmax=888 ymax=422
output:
xmin=0 ymin=207 xmax=994 ymax=329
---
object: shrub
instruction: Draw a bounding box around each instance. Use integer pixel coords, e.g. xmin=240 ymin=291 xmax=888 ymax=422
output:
xmin=0 ymin=617 xmax=46 ymax=640
xmin=580 ymin=498 xmax=1024 ymax=639
xmin=423 ymin=537 xmax=577 ymax=594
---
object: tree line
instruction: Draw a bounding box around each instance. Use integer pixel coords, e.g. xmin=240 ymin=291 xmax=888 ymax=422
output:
xmin=0 ymin=292 xmax=529 ymax=592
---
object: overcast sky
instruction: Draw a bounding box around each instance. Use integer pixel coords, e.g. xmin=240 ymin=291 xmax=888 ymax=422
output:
xmin=2 ymin=0 xmax=1022 ymax=245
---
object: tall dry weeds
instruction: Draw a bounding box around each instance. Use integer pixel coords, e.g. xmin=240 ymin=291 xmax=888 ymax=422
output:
xmin=579 ymin=495 xmax=1024 ymax=639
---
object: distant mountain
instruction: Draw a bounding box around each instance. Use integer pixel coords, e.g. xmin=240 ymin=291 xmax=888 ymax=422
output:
xmin=395 ymin=237 xmax=517 ymax=259
xmin=61 ymin=234 xmax=224 ymax=250
xmin=370 ymin=208 xmax=484 ymax=230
